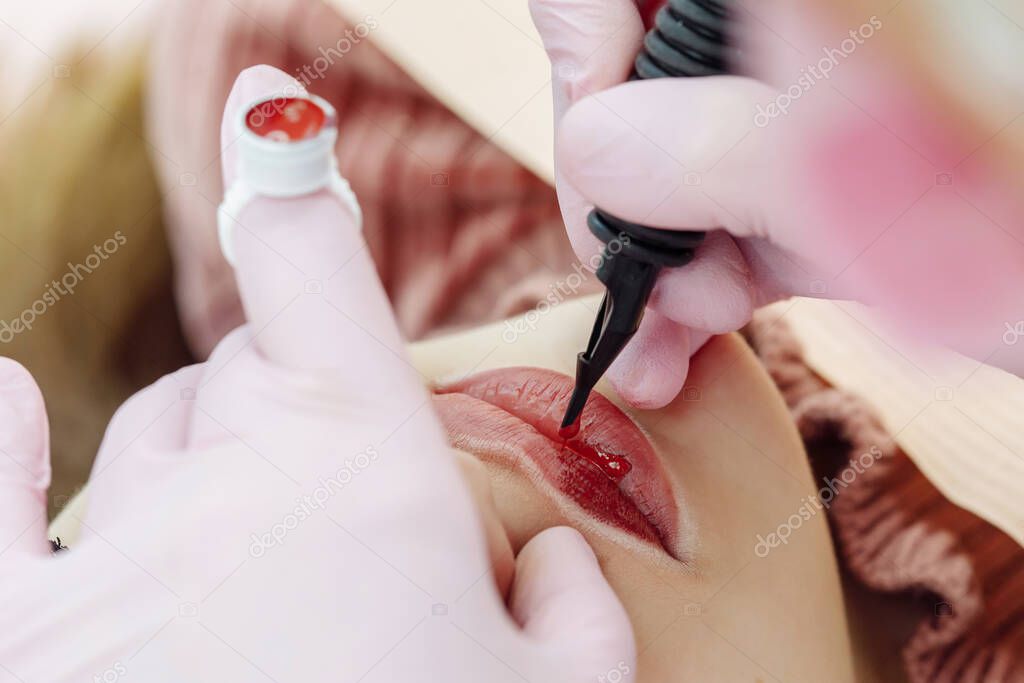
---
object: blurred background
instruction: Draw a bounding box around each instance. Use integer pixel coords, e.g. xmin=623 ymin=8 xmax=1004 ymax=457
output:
xmin=0 ymin=2 xmax=191 ymax=511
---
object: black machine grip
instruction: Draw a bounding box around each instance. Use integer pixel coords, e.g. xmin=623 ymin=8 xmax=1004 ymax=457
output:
xmin=588 ymin=0 xmax=737 ymax=261
xmin=559 ymin=0 xmax=740 ymax=432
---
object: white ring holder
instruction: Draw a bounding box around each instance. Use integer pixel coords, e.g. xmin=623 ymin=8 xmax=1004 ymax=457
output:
xmin=217 ymin=93 xmax=362 ymax=266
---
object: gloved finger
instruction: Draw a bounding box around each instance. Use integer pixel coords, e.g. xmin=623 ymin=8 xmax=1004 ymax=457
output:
xmin=558 ymin=75 xmax=783 ymax=236
xmin=0 ymin=359 xmax=51 ymax=562
xmin=607 ymin=310 xmax=691 ymax=410
xmin=529 ymin=0 xmax=646 ymax=266
xmin=510 ymin=526 xmax=636 ymax=682
xmin=82 ymin=365 xmax=205 ymax=534
xmin=649 ymin=230 xmax=755 ymax=333
xmin=91 ymin=364 xmax=205 ymax=473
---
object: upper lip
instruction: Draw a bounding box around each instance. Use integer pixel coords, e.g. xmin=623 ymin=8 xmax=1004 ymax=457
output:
xmin=432 ymin=367 xmax=681 ymax=558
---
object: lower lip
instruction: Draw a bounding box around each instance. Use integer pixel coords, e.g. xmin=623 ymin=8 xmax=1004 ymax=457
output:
xmin=433 ymin=368 xmax=679 ymax=555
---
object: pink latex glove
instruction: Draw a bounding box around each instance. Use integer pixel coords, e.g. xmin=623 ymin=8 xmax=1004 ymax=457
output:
xmin=531 ymin=0 xmax=1024 ymax=408
xmin=0 ymin=67 xmax=633 ymax=683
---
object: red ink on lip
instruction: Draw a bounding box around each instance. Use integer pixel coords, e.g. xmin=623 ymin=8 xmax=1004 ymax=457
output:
xmin=433 ymin=368 xmax=676 ymax=552
xmin=558 ymin=420 xmax=581 ymax=441
xmin=558 ymin=417 xmax=630 ymax=482
xmin=561 ymin=438 xmax=632 ymax=483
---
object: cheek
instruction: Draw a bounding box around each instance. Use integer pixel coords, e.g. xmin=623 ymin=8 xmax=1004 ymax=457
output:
xmin=453 ymin=451 xmax=516 ymax=598
xmin=485 ymin=465 xmax=567 ymax=554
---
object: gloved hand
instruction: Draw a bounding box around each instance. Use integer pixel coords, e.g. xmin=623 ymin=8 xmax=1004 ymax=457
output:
xmin=531 ymin=0 xmax=1024 ymax=408
xmin=0 ymin=67 xmax=634 ymax=683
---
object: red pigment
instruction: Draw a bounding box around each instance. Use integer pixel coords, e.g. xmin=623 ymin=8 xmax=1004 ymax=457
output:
xmin=557 ymin=419 xmax=630 ymax=482
xmin=561 ymin=439 xmax=632 ymax=483
xmin=558 ymin=420 xmax=581 ymax=441
xmin=640 ymin=0 xmax=667 ymax=29
xmin=246 ymin=97 xmax=326 ymax=142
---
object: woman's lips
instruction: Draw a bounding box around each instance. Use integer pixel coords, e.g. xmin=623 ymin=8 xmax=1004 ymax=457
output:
xmin=433 ymin=367 xmax=680 ymax=557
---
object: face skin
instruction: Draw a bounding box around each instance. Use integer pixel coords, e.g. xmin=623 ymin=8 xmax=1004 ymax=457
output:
xmin=411 ymin=296 xmax=855 ymax=682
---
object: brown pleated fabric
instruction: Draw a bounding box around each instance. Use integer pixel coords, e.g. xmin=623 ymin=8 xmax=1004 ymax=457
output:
xmin=746 ymin=314 xmax=1024 ymax=682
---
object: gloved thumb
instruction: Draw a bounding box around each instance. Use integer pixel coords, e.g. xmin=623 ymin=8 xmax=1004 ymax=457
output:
xmin=510 ymin=527 xmax=636 ymax=682
xmin=0 ymin=359 xmax=52 ymax=563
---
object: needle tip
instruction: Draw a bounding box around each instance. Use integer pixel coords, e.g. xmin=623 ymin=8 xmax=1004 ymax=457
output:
xmin=560 ymin=364 xmax=593 ymax=433
xmin=558 ymin=419 xmax=581 ymax=440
